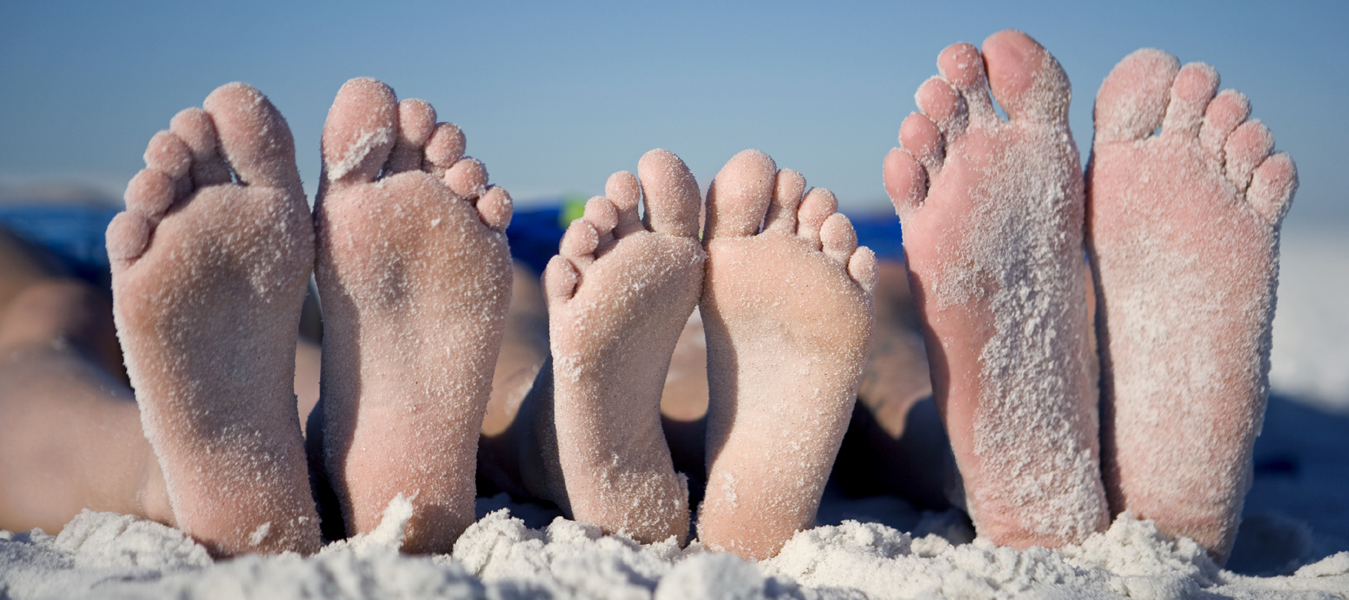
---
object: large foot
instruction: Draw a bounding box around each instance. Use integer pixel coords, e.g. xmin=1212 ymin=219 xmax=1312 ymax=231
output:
xmin=1088 ymin=50 xmax=1296 ymax=561
xmin=882 ymin=30 xmax=1108 ymax=548
xmin=540 ymin=149 xmax=704 ymax=545
xmin=106 ymin=83 xmax=320 ymax=555
xmin=315 ymin=78 xmax=514 ymax=554
xmin=697 ymin=150 xmax=876 ymax=560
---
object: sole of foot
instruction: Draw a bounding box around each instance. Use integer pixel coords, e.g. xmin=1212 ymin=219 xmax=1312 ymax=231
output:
xmin=314 ymin=78 xmax=514 ymax=554
xmin=106 ymin=83 xmax=320 ymax=556
xmin=696 ymin=149 xmax=876 ymax=560
xmin=882 ymin=30 xmax=1109 ymax=548
xmin=1088 ymin=50 xmax=1296 ymax=562
xmin=539 ymin=149 xmax=704 ymax=545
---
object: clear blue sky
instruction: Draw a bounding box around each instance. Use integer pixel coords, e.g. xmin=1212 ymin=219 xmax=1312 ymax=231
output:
xmin=2 ymin=0 xmax=1345 ymax=229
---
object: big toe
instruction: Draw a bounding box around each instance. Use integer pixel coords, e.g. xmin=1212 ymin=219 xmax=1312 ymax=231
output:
xmin=981 ymin=30 xmax=1071 ymax=123
xmin=203 ymin=83 xmax=302 ymax=190
xmin=322 ymin=77 xmax=398 ymax=186
xmin=636 ymin=149 xmax=702 ymax=238
xmin=705 ymin=149 xmax=776 ymax=239
xmin=1095 ymin=48 xmax=1181 ymax=143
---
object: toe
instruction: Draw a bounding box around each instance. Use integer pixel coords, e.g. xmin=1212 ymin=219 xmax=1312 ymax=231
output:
xmin=446 ymin=158 xmax=488 ymax=199
xmin=899 ymin=113 xmax=943 ymax=174
xmin=763 ymin=168 xmax=805 ymax=234
xmin=1199 ymin=90 xmax=1251 ymax=157
xmin=883 ymin=147 xmax=927 ymax=217
xmin=143 ymin=131 xmax=192 ymax=195
xmin=937 ymin=42 xmax=995 ymax=122
xmin=916 ymin=77 xmax=968 ymax=136
xmin=637 ymin=149 xmax=702 ymax=239
xmin=477 ymin=186 xmax=514 ymax=232
xmin=105 ymin=211 xmax=153 ymax=264
xmin=388 ymin=99 xmax=437 ymax=174
xmin=1161 ymin=63 xmax=1219 ymax=138
xmin=705 ymin=149 xmax=775 ymax=239
xmin=584 ymin=196 xmax=619 ymax=236
xmin=1247 ymin=153 xmax=1297 ymax=225
xmin=124 ymin=169 xmax=177 ymax=219
xmin=1225 ymin=120 xmax=1275 ymax=192
xmin=322 ymin=77 xmax=398 ymax=186
xmin=796 ymin=188 xmax=838 ymax=250
xmin=820 ymin=212 xmax=858 ymax=265
xmin=559 ymin=218 xmax=599 ymax=263
xmin=848 ymin=246 xmax=879 ymax=294
xmin=170 ymin=107 xmax=232 ymax=187
xmin=604 ymin=171 xmax=645 ymax=236
xmin=203 ymin=82 xmax=302 ymax=190
xmin=982 ymin=30 xmax=1071 ymax=123
xmin=425 ymin=123 xmax=467 ymax=179
xmin=543 ymin=255 xmax=581 ymax=305
xmin=1094 ymin=48 xmax=1180 ymax=143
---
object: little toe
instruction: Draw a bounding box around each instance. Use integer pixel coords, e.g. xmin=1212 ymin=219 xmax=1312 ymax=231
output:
xmin=1200 ymin=90 xmax=1251 ymax=157
xmin=763 ymin=168 xmax=805 ymax=234
xmin=899 ymin=112 xmax=944 ymax=174
xmin=705 ymin=149 xmax=775 ymax=240
xmin=543 ymin=255 xmax=581 ymax=306
xmin=883 ymin=147 xmax=927 ymax=217
xmin=446 ymin=158 xmax=488 ymax=199
xmin=1161 ymin=63 xmax=1219 ymax=138
xmin=915 ymin=77 xmax=968 ymax=136
xmin=477 ymin=186 xmax=513 ymax=232
xmin=604 ymin=171 xmax=645 ymax=236
xmin=105 ymin=211 xmax=153 ymax=264
xmin=1225 ymin=120 xmax=1275 ymax=191
xmin=1247 ymin=153 xmax=1297 ymax=225
xmin=388 ymin=99 xmax=437 ymax=174
xmin=1095 ymin=48 xmax=1181 ymax=143
xmin=820 ymin=212 xmax=858 ymax=265
xmin=322 ymin=77 xmax=398 ymax=186
xmin=937 ymin=42 xmax=995 ymax=121
xmin=848 ymin=246 xmax=879 ymax=294
xmin=203 ymin=82 xmax=302 ymax=190
xmin=981 ymin=30 xmax=1071 ymax=123
xmin=169 ymin=107 xmax=232 ymax=187
xmin=637 ymin=148 xmax=702 ymax=238
xmin=796 ymin=187 xmax=838 ymax=250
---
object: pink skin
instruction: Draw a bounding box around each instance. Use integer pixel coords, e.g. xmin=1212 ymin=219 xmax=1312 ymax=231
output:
xmin=315 ymin=78 xmax=514 ymax=554
xmin=697 ymin=150 xmax=876 ymax=560
xmin=883 ymin=30 xmax=1109 ymax=549
xmin=538 ymin=149 xmax=704 ymax=545
xmin=1088 ymin=50 xmax=1296 ymax=562
xmin=106 ymin=83 xmax=321 ymax=556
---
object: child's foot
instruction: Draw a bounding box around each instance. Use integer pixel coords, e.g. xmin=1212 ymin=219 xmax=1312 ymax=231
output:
xmin=696 ymin=150 xmax=876 ymax=559
xmin=314 ymin=78 xmax=514 ymax=554
xmin=540 ymin=149 xmax=704 ymax=544
xmin=1088 ymin=50 xmax=1296 ymax=561
xmin=882 ymin=30 xmax=1109 ymax=548
xmin=106 ymin=83 xmax=320 ymax=555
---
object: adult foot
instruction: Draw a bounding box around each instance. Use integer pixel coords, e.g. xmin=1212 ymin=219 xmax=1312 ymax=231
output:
xmin=697 ymin=150 xmax=876 ymax=560
xmin=314 ymin=78 xmax=514 ymax=554
xmin=1088 ymin=50 xmax=1296 ymax=561
xmin=106 ymin=83 xmax=320 ymax=555
xmin=882 ymin=30 xmax=1108 ymax=548
xmin=539 ymin=149 xmax=704 ymax=545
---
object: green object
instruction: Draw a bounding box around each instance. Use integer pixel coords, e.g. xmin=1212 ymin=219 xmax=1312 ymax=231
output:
xmin=560 ymin=194 xmax=589 ymax=227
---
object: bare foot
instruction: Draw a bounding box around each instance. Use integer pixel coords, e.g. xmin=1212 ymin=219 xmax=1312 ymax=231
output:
xmin=1088 ymin=50 xmax=1296 ymax=561
xmin=315 ymin=78 xmax=514 ymax=554
xmin=882 ymin=30 xmax=1108 ymax=548
xmin=539 ymin=149 xmax=704 ymax=545
xmin=106 ymin=83 xmax=320 ymax=555
xmin=697 ymin=150 xmax=876 ymax=560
